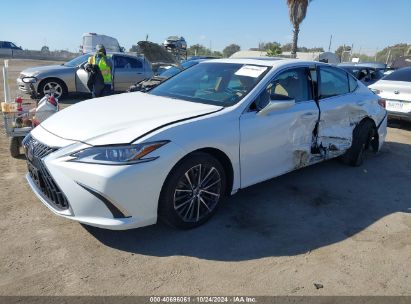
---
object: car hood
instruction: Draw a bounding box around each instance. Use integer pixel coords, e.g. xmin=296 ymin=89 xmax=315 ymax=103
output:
xmin=21 ymin=64 xmax=71 ymax=76
xmin=40 ymin=92 xmax=222 ymax=146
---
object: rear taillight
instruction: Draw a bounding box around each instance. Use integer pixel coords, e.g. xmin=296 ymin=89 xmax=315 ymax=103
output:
xmin=378 ymin=98 xmax=386 ymax=108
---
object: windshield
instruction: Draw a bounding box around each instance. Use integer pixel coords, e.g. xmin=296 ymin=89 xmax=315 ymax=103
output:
xmin=64 ymin=54 xmax=92 ymax=67
xmin=159 ymin=61 xmax=199 ymax=78
xmin=150 ymin=62 xmax=270 ymax=106
xmin=382 ymin=68 xmax=411 ymax=82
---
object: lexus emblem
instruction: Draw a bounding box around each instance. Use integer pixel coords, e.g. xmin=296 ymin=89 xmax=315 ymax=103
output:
xmin=394 ymin=90 xmax=400 ymax=95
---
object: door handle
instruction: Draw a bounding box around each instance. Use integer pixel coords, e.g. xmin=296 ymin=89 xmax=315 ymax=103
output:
xmin=357 ymin=101 xmax=366 ymax=106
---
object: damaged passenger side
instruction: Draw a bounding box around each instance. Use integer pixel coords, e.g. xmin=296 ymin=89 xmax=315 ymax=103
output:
xmin=307 ymin=64 xmax=373 ymax=164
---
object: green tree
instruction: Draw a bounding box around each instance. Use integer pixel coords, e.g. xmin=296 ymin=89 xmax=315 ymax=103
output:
xmin=375 ymin=43 xmax=411 ymax=64
xmin=212 ymin=51 xmax=223 ymax=58
xmin=266 ymin=45 xmax=283 ymax=56
xmin=223 ymin=44 xmax=241 ymax=58
xmin=335 ymin=45 xmax=352 ymax=61
xmin=307 ymin=47 xmax=324 ymax=52
xmin=258 ymin=42 xmax=282 ymax=51
xmin=188 ymin=44 xmax=209 ymax=56
xmin=40 ymin=46 xmax=50 ymax=53
xmin=286 ymin=0 xmax=312 ymax=58
xmin=281 ymin=43 xmax=293 ymax=52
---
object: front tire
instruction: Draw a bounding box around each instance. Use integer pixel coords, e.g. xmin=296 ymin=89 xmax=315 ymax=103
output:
xmin=38 ymin=79 xmax=66 ymax=99
xmin=158 ymin=153 xmax=226 ymax=229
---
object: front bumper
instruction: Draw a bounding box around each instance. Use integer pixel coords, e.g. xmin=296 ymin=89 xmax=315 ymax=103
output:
xmin=377 ymin=114 xmax=388 ymax=151
xmin=25 ymin=128 xmax=186 ymax=230
xmin=17 ymin=77 xmax=39 ymax=95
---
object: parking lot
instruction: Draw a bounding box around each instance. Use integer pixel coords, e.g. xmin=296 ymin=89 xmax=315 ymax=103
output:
xmin=0 ymin=59 xmax=410 ymax=296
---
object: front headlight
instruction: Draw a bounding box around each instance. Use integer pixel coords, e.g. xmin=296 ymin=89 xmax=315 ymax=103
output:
xmin=70 ymin=141 xmax=169 ymax=165
xmin=21 ymin=76 xmax=38 ymax=83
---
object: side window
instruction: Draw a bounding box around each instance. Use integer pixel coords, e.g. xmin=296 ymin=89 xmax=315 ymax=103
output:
xmin=252 ymin=68 xmax=311 ymax=111
xmin=268 ymin=68 xmax=311 ymax=102
xmin=115 ymin=56 xmax=142 ymax=69
xmin=348 ymin=74 xmax=358 ymax=92
xmin=319 ymin=67 xmax=350 ymax=99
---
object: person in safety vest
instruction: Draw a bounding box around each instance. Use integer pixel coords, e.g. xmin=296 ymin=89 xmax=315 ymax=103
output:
xmin=85 ymin=44 xmax=113 ymax=97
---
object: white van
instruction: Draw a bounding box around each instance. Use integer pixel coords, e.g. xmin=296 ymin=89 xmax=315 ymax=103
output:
xmin=80 ymin=33 xmax=123 ymax=54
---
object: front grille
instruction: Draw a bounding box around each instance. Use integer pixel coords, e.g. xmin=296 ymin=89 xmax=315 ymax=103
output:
xmin=23 ymin=135 xmax=70 ymax=210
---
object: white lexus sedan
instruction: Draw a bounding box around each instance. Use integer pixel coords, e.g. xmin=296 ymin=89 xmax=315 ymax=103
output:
xmin=23 ymin=59 xmax=388 ymax=230
xmin=369 ymin=67 xmax=411 ymax=122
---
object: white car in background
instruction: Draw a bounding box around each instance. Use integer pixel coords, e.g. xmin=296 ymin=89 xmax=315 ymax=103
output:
xmin=23 ymin=59 xmax=387 ymax=230
xmin=369 ymin=67 xmax=411 ymax=122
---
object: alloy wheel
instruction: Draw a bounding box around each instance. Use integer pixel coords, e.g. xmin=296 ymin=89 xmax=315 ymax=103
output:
xmin=43 ymin=82 xmax=63 ymax=98
xmin=173 ymin=164 xmax=222 ymax=223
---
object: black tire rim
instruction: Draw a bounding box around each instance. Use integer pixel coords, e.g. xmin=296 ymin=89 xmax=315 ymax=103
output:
xmin=173 ymin=164 xmax=221 ymax=223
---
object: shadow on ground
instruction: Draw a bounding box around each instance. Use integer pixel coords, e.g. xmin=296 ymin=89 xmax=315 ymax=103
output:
xmin=83 ymin=142 xmax=410 ymax=261
xmin=388 ymin=119 xmax=411 ymax=131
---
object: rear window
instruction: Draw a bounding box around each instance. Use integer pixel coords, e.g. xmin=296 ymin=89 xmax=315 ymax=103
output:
xmin=382 ymin=69 xmax=411 ymax=82
xmin=348 ymin=74 xmax=358 ymax=92
xmin=115 ymin=56 xmax=142 ymax=69
xmin=319 ymin=66 xmax=350 ymax=99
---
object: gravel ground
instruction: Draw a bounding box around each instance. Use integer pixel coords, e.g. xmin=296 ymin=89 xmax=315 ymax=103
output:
xmin=0 ymin=59 xmax=410 ymax=296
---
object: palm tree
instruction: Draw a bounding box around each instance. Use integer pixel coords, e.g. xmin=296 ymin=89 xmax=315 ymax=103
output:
xmin=286 ymin=0 xmax=312 ymax=58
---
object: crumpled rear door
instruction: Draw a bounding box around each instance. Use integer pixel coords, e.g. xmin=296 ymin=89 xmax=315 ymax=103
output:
xmin=316 ymin=66 xmax=370 ymax=156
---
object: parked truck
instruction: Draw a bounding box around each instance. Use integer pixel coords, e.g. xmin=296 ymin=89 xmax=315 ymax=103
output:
xmin=80 ymin=33 xmax=123 ymax=54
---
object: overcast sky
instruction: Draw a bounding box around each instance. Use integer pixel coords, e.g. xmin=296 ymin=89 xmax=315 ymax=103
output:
xmin=1 ymin=0 xmax=410 ymax=54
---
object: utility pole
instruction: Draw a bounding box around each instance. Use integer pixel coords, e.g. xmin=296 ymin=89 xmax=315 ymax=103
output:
xmin=328 ymin=34 xmax=333 ymax=52
xmin=386 ymin=49 xmax=392 ymax=65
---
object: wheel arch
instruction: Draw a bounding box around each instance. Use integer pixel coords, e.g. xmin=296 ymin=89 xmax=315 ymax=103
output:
xmin=357 ymin=116 xmax=378 ymax=151
xmin=194 ymin=147 xmax=234 ymax=196
xmin=37 ymin=77 xmax=68 ymax=95
xmin=165 ymin=147 xmax=235 ymax=197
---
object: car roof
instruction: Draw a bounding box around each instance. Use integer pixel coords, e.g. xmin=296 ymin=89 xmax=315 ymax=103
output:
xmin=339 ymin=65 xmax=375 ymax=69
xmin=204 ymin=58 xmax=321 ymax=69
xmin=339 ymin=62 xmax=386 ymax=69
xmin=85 ymin=51 xmax=142 ymax=58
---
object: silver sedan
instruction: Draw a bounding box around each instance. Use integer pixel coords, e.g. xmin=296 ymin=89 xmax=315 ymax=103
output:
xmin=17 ymin=53 xmax=153 ymax=99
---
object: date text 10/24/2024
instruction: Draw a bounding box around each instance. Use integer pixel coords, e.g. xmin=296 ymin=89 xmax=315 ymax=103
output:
xmin=149 ymin=297 xmax=257 ymax=303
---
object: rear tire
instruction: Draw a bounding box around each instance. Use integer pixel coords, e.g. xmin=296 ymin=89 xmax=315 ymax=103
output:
xmin=10 ymin=137 xmax=22 ymax=158
xmin=341 ymin=120 xmax=374 ymax=167
xmin=158 ymin=152 xmax=227 ymax=229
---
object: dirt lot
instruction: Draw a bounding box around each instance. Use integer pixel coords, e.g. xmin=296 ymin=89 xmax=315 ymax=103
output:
xmin=0 ymin=59 xmax=410 ymax=296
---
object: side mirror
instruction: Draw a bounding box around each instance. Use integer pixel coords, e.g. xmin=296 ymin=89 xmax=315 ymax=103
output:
xmin=258 ymin=96 xmax=295 ymax=116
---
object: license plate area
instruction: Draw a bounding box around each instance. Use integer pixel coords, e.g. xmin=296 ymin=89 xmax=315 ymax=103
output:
xmin=386 ymin=100 xmax=405 ymax=112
